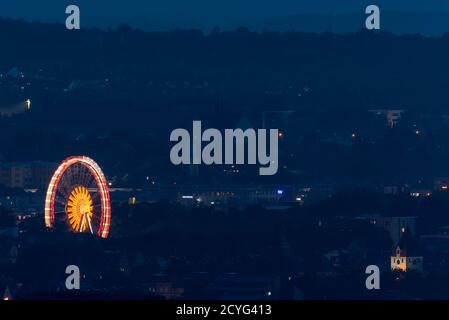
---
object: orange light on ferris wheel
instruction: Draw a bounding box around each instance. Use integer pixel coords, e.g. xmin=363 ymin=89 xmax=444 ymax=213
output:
xmin=44 ymin=156 xmax=111 ymax=238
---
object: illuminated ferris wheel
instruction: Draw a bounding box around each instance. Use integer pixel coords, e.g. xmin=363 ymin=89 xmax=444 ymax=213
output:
xmin=44 ymin=156 xmax=111 ymax=238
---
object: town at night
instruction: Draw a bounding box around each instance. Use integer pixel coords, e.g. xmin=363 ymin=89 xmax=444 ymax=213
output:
xmin=1 ymin=0 xmax=449 ymax=316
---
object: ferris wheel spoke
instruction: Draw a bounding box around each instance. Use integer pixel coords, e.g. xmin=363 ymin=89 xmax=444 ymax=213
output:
xmin=64 ymin=178 xmax=74 ymax=194
xmin=78 ymin=167 xmax=87 ymax=188
xmin=58 ymin=178 xmax=72 ymax=198
xmin=91 ymin=196 xmax=101 ymax=205
xmin=56 ymin=188 xmax=69 ymax=200
xmin=61 ymin=172 xmax=71 ymax=190
xmin=54 ymin=198 xmax=68 ymax=207
xmin=91 ymin=191 xmax=100 ymax=198
xmin=68 ymin=166 xmax=77 ymax=189
xmin=56 ymin=191 xmax=67 ymax=199
xmin=82 ymin=167 xmax=92 ymax=188
xmin=90 ymin=214 xmax=100 ymax=221
xmin=87 ymin=170 xmax=94 ymax=187
xmin=55 ymin=198 xmax=67 ymax=207
xmin=87 ymin=173 xmax=97 ymax=188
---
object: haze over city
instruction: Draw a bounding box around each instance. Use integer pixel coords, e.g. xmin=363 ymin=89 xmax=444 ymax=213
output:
xmin=1 ymin=0 xmax=449 ymax=34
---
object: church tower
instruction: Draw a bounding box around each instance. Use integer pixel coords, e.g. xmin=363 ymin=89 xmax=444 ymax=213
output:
xmin=390 ymin=227 xmax=423 ymax=273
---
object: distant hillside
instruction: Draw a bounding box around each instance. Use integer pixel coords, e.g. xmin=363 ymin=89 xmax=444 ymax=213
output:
xmin=1 ymin=17 xmax=449 ymax=133
xmin=245 ymin=11 xmax=449 ymax=36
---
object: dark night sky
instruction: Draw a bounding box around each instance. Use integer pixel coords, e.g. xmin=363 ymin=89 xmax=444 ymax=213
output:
xmin=1 ymin=0 xmax=449 ymax=32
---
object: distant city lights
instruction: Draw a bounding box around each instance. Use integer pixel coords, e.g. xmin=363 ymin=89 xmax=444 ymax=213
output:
xmin=25 ymin=99 xmax=31 ymax=110
xmin=277 ymin=189 xmax=284 ymax=195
